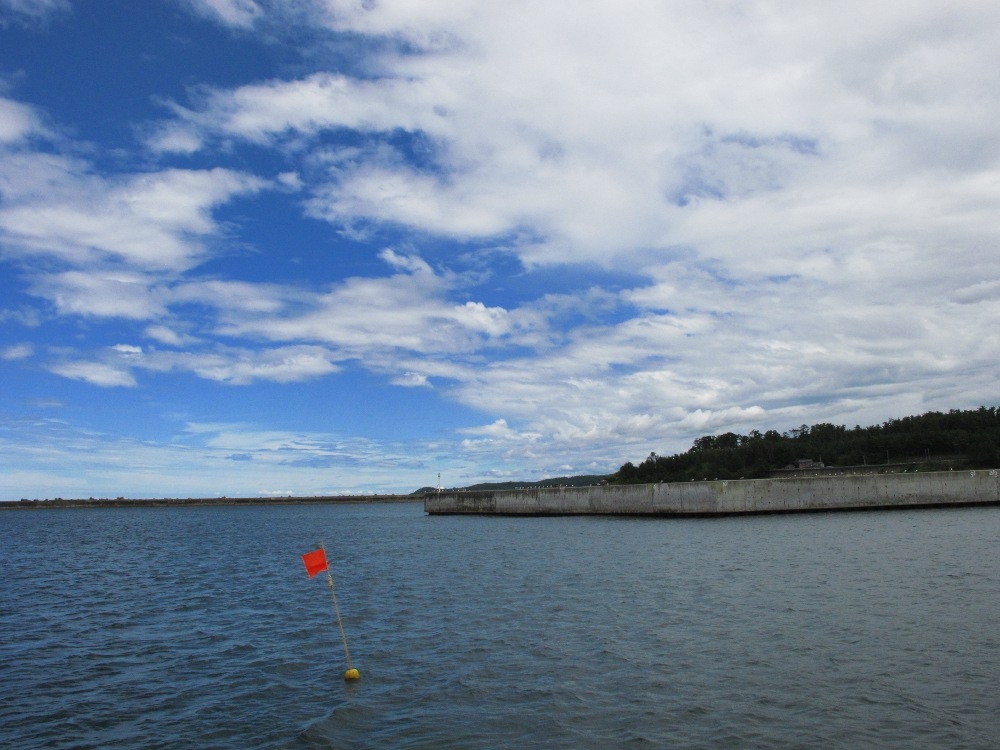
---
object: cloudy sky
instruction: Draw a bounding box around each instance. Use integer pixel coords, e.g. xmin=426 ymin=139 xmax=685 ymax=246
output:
xmin=1 ymin=0 xmax=997 ymax=498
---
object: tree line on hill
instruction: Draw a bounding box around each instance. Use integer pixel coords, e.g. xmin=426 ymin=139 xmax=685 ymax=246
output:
xmin=413 ymin=475 xmax=607 ymax=494
xmin=611 ymin=406 xmax=1000 ymax=485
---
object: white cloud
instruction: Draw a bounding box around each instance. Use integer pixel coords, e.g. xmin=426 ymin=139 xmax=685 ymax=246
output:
xmin=0 ymin=0 xmax=70 ymax=25
xmin=29 ymin=398 xmax=64 ymax=408
xmin=391 ymin=371 xmax=431 ymax=388
xmin=214 ymin=250 xmax=514 ymax=356
xmin=0 ymin=306 xmax=41 ymax=326
xmin=276 ymin=171 xmax=302 ymax=190
xmin=0 ymin=158 xmax=266 ymax=271
xmin=0 ymin=97 xmax=43 ymax=143
xmin=157 ymin=0 xmax=1000 ymax=294
xmin=181 ymin=0 xmax=262 ymax=28
xmin=170 ymin=72 xmax=448 ymax=144
xmin=0 ymin=416 xmax=439 ymax=498
xmin=32 ymin=271 xmax=167 ymax=320
xmin=421 ymin=251 xmax=1000 ymax=464
xmin=144 ymin=325 xmax=200 ymax=347
xmin=459 ymin=418 xmax=544 ymax=463
xmin=461 ymin=419 xmax=514 ymax=438
xmin=145 ymin=124 xmax=203 ymax=154
xmin=678 ymin=407 xmax=768 ymax=433
xmin=7 ymin=1 xmax=1000 ymax=490
xmin=44 ymin=343 xmax=342 ymax=387
xmin=139 ymin=344 xmax=340 ymax=385
xmin=171 ymin=279 xmax=290 ymax=314
xmin=2 ymin=342 xmax=33 ymax=360
xmin=49 ymin=360 xmax=137 ymax=388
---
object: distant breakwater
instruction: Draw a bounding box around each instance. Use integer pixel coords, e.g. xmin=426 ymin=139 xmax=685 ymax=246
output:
xmin=424 ymin=469 xmax=1000 ymax=517
xmin=2 ymin=494 xmax=418 ymax=509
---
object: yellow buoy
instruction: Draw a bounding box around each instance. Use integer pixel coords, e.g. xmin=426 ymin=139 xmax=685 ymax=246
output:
xmin=344 ymin=668 xmax=361 ymax=681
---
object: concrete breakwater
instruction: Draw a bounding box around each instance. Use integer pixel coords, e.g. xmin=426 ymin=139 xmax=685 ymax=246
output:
xmin=424 ymin=469 xmax=1000 ymax=517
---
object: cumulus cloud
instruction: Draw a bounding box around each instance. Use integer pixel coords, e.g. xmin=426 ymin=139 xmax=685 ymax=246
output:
xmin=213 ymin=249 xmax=514 ymax=356
xmin=0 ymin=158 xmax=266 ymax=271
xmin=0 ymin=115 xmax=274 ymax=342
xmin=153 ymin=0 xmax=1000 ymax=320
xmin=32 ymin=271 xmax=168 ymax=320
xmin=8 ymin=1 xmax=1000 ymax=487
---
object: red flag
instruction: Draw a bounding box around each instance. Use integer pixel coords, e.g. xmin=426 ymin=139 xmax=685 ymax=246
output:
xmin=302 ymin=548 xmax=328 ymax=578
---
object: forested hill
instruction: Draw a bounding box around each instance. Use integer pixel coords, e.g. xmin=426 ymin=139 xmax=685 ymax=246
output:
xmin=612 ymin=406 xmax=1000 ymax=485
xmin=412 ymin=474 xmax=608 ymax=494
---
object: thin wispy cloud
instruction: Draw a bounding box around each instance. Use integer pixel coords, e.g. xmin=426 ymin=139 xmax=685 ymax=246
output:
xmin=0 ymin=0 xmax=70 ymax=26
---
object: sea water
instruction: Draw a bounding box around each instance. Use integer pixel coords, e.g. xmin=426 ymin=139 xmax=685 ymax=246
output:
xmin=2 ymin=503 xmax=998 ymax=748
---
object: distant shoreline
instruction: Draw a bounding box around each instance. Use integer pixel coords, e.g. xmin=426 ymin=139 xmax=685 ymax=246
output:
xmin=1 ymin=495 xmax=419 ymax=509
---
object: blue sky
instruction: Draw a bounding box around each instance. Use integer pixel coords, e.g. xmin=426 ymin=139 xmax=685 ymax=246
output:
xmin=1 ymin=0 xmax=998 ymax=498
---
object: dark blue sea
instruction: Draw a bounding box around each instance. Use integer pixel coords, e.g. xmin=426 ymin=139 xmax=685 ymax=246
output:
xmin=2 ymin=502 xmax=998 ymax=748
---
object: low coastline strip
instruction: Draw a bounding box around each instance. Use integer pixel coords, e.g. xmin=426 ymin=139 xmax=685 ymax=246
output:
xmin=424 ymin=469 xmax=1000 ymax=517
xmin=3 ymin=494 xmax=418 ymax=509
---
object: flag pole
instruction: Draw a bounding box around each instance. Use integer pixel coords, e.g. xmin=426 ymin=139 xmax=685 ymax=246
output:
xmin=321 ymin=542 xmax=360 ymax=681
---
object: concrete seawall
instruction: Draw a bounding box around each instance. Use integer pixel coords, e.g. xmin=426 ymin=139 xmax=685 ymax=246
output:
xmin=424 ymin=469 xmax=1000 ymax=517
